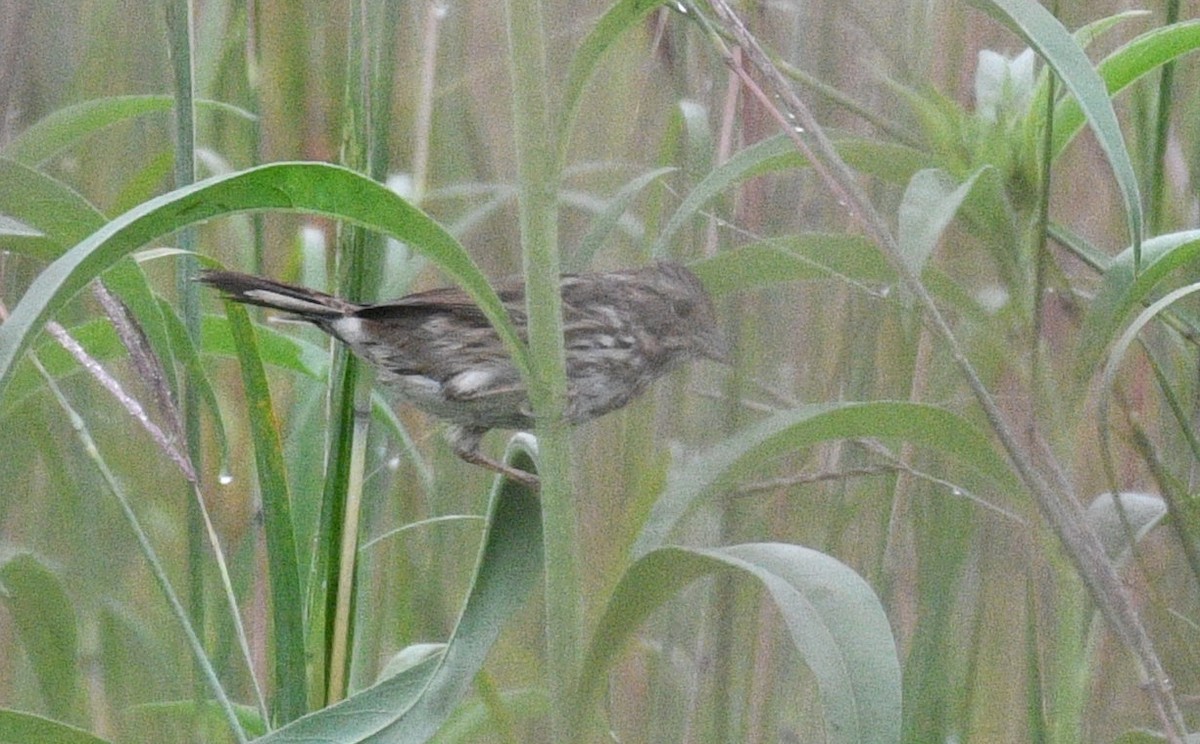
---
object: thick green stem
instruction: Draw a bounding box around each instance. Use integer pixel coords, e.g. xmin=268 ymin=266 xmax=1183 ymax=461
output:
xmin=503 ymin=0 xmax=580 ymax=740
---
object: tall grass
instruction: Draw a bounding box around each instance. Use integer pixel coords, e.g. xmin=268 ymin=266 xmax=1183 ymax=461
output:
xmin=2 ymin=0 xmax=1199 ymax=742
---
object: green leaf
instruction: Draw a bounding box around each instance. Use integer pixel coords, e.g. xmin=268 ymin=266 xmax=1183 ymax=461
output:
xmin=123 ymin=699 xmax=268 ymax=740
xmin=558 ymin=0 xmax=672 ymax=170
xmin=689 ymin=234 xmax=892 ymax=297
xmin=1073 ymin=229 xmax=1200 ymax=380
xmin=0 ymin=158 xmax=104 ymax=252
xmin=255 ymin=442 xmax=543 ymax=742
xmin=0 ymin=555 xmax=85 ymax=724
xmin=221 ymin=299 xmax=306 ymax=722
xmin=836 ymin=139 xmax=937 ymax=187
xmin=898 ymin=167 xmax=989 ymax=274
xmin=568 ymin=166 xmax=676 ymax=271
xmin=634 ymin=402 xmax=1020 ymax=556
xmin=0 ymin=158 xmax=216 ymax=473
xmin=968 ymin=0 xmax=1143 ymax=265
xmin=651 ymin=135 xmax=803 ymax=257
xmin=580 ymin=543 xmax=901 ymax=744
xmin=1051 ymin=20 xmax=1200 ymax=159
xmin=0 ymin=162 xmax=527 ymax=405
xmin=0 ymin=710 xmax=110 ymax=744
xmin=2 ymin=95 xmax=255 ymax=166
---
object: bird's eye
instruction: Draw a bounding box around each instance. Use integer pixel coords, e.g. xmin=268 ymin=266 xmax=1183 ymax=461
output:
xmin=671 ymin=299 xmax=694 ymax=318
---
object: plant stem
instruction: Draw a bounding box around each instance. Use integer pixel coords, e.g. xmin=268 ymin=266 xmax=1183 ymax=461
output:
xmin=503 ymin=0 xmax=580 ymax=739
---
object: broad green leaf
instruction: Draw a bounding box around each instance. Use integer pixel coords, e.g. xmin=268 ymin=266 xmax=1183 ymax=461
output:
xmin=0 ymin=710 xmax=110 ymax=744
xmin=898 ymin=167 xmax=989 ymax=274
xmin=0 ymin=162 xmax=528 ymax=404
xmin=3 ymin=95 xmax=255 ymax=166
xmin=1073 ymin=230 xmax=1200 ymax=379
xmin=969 ymin=0 xmax=1143 ymax=265
xmin=0 ymin=555 xmax=85 ymax=724
xmin=1024 ymin=10 xmax=1151 ymax=145
xmin=0 ymin=159 xmax=174 ymax=387
xmin=580 ymin=543 xmax=900 ymax=744
xmin=634 ymin=402 xmax=1020 ymax=556
xmin=256 ymin=441 xmax=543 ymax=742
xmin=651 ymin=135 xmax=938 ymax=259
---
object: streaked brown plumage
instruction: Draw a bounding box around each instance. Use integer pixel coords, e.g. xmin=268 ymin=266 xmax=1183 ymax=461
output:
xmin=200 ymin=261 xmax=728 ymax=487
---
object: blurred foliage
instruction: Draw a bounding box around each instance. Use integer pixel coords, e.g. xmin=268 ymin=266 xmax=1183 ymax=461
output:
xmin=2 ymin=0 xmax=1200 ymax=742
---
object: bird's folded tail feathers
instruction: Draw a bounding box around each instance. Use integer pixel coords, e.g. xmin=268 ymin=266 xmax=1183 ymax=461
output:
xmin=198 ymin=270 xmax=356 ymax=318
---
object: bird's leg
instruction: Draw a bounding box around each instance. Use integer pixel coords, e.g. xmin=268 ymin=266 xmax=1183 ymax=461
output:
xmin=448 ymin=426 xmax=541 ymax=490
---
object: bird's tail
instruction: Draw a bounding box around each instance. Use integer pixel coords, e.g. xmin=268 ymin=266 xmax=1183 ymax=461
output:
xmin=198 ymin=270 xmax=357 ymax=319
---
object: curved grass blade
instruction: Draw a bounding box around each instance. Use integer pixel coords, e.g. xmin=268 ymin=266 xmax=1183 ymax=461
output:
xmin=1097 ymin=281 xmax=1200 ymax=479
xmin=0 ymin=162 xmax=528 ymax=402
xmin=1073 ymin=229 xmax=1200 ymax=380
xmin=256 ymin=442 xmax=543 ymax=743
xmin=221 ymin=299 xmax=306 ymax=722
xmin=1050 ymin=21 xmax=1200 ymax=159
xmin=579 ymin=543 xmax=901 ymax=744
xmin=557 ymin=0 xmax=672 ymax=169
xmin=0 ymin=158 xmax=228 ymax=477
xmin=568 ymin=166 xmax=676 ymax=271
xmin=650 ymin=134 xmax=802 ymax=257
xmin=689 ymin=234 xmax=891 ymax=297
xmin=2 ymin=95 xmax=255 ymax=166
xmin=0 ymin=158 xmax=105 ymax=249
xmin=634 ymin=401 xmax=1021 ymax=556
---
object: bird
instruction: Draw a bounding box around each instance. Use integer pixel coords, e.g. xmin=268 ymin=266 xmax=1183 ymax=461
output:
xmin=200 ymin=261 xmax=728 ymax=488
